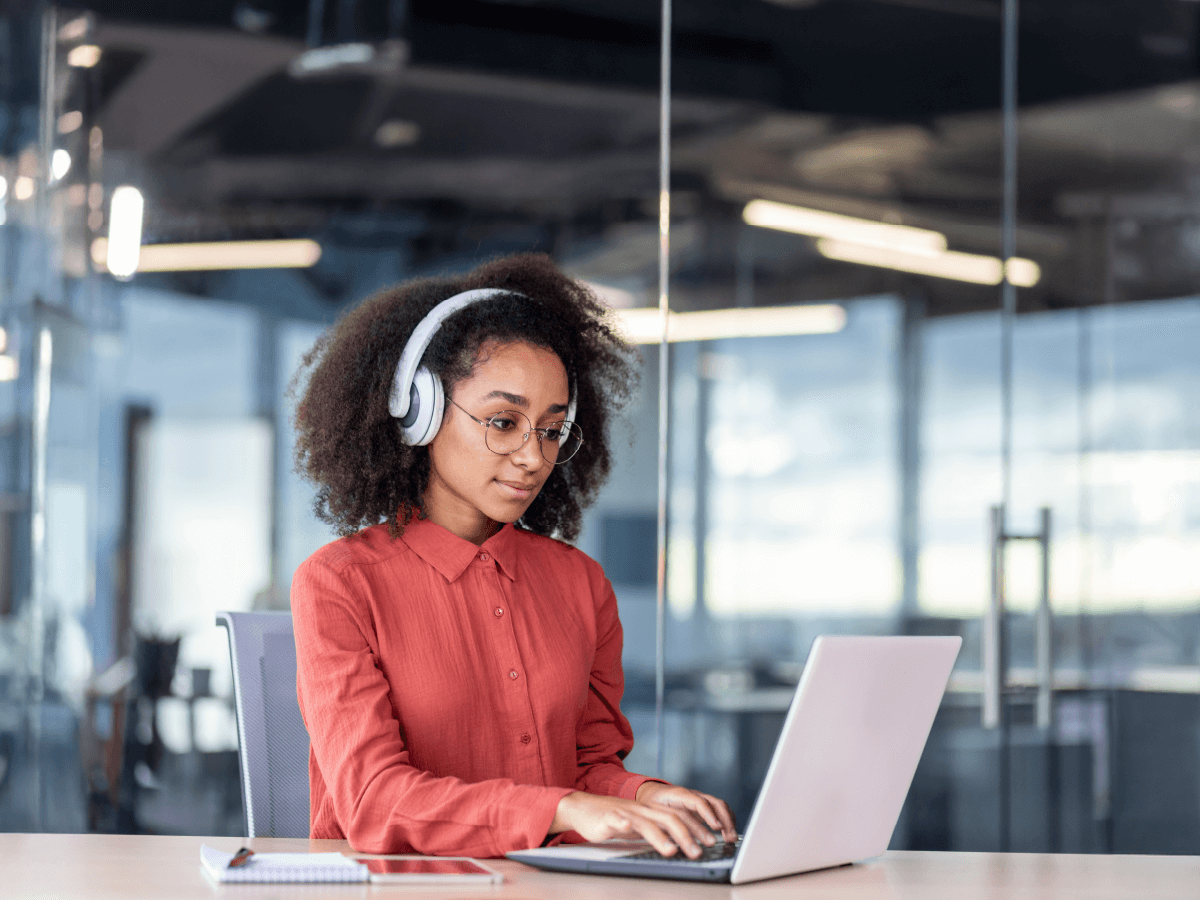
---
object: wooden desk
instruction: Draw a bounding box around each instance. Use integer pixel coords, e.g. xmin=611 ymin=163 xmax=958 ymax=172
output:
xmin=4 ymin=834 xmax=1197 ymax=899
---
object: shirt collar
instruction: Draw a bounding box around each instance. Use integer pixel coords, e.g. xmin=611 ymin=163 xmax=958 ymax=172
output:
xmin=400 ymin=515 xmax=520 ymax=583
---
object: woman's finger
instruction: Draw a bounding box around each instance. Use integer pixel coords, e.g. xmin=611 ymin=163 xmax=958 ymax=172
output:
xmin=638 ymin=804 xmax=709 ymax=858
xmin=659 ymin=799 xmax=717 ymax=846
xmin=698 ymin=793 xmax=738 ymax=840
xmin=623 ymin=810 xmax=683 ymax=857
xmin=666 ymin=791 xmax=724 ymax=835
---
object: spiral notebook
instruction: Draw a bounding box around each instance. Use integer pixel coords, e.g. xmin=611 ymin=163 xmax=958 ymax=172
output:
xmin=200 ymin=845 xmax=370 ymax=883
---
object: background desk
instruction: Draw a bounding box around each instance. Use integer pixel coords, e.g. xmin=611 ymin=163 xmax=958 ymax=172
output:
xmin=3 ymin=834 xmax=1197 ymax=899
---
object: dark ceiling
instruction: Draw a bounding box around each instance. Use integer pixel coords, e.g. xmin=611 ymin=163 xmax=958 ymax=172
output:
xmin=29 ymin=0 xmax=1200 ymax=314
xmin=76 ymin=0 xmax=1200 ymax=115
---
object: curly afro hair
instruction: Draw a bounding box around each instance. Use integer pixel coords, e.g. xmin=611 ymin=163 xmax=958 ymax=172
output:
xmin=293 ymin=253 xmax=639 ymax=542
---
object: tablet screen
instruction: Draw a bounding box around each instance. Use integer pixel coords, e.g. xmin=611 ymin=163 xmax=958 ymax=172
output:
xmin=356 ymin=858 xmax=494 ymax=876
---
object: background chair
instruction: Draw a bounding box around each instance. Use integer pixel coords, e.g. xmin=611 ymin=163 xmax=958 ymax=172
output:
xmin=216 ymin=611 xmax=310 ymax=838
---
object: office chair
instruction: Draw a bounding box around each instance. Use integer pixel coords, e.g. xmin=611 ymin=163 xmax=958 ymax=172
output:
xmin=216 ymin=611 xmax=310 ymax=838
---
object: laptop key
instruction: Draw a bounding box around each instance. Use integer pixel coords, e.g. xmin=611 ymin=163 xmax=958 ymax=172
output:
xmin=625 ymin=841 xmax=740 ymax=863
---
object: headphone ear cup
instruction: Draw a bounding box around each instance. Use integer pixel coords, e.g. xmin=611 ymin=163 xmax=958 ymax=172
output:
xmin=400 ymin=366 xmax=445 ymax=446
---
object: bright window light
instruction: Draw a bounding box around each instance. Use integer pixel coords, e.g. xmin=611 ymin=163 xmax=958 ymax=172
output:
xmin=0 ymin=326 xmax=6 ymax=353
xmin=106 ymin=186 xmax=144 ymax=279
xmin=0 ymin=355 xmax=17 ymax=382
xmin=91 ymin=238 xmax=322 ymax=273
xmin=0 ymin=175 xmax=6 ymax=200
xmin=50 ymin=149 xmax=71 ymax=182
xmin=616 ymin=304 xmax=846 ymax=344
xmin=817 ymin=239 xmax=1041 ymax=288
xmin=743 ymin=199 xmax=947 ymax=256
xmin=67 ymin=44 xmax=101 ymax=68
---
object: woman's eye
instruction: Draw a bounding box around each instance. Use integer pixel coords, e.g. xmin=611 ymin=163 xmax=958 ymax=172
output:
xmin=490 ymin=415 xmax=519 ymax=432
xmin=542 ymin=426 xmax=563 ymax=441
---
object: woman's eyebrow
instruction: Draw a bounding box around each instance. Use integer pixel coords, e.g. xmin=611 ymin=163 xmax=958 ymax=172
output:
xmin=480 ymin=390 xmax=569 ymax=415
xmin=481 ymin=390 xmax=528 ymax=407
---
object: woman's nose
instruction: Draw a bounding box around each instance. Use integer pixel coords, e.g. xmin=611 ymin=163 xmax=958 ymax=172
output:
xmin=511 ymin=431 xmax=546 ymax=470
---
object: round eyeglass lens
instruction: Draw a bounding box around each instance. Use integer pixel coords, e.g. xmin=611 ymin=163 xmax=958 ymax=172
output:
xmin=551 ymin=422 xmax=584 ymax=464
xmin=482 ymin=411 xmax=531 ymax=456
xmin=482 ymin=411 xmax=583 ymax=465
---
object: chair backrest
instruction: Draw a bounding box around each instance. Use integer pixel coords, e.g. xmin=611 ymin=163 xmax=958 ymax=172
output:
xmin=216 ymin=611 xmax=310 ymax=839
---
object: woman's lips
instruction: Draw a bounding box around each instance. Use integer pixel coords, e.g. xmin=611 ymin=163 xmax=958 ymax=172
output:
xmin=496 ymin=479 xmax=536 ymax=499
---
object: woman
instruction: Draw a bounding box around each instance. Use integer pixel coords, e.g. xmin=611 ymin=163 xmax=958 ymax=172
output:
xmin=291 ymin=253 xmax=735 ymax=859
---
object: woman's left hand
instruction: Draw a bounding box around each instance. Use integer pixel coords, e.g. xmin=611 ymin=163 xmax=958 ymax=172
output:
xmin=635 ymin=782 xmax=738 ymax=843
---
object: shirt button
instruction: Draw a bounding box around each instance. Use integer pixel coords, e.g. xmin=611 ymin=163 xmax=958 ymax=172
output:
xmin=520 ymin=733 xmax=531 ymax=744
xmin=509 ymin=670 xmax=519 ymax=680
xmin=494 ymin=607 xmax=504 ymax=618
xmin=479 ymin=552 xmax=490 ymax=562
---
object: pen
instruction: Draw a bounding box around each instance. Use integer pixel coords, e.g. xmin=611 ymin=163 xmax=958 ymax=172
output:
xmin=228 ymin=847 xmax=255 ymax=868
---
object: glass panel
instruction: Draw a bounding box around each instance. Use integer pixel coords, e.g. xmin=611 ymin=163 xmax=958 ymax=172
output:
xmin=656 ymin=0 xmax=1011 ymax=837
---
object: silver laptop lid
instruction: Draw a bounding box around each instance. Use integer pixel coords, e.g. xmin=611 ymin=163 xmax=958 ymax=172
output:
xmin=731 ymin=635 xmax=960 ymax=884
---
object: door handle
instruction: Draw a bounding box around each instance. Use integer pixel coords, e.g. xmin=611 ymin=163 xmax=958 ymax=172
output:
xmin=984 ymin=505 xmax=1053 ymax=729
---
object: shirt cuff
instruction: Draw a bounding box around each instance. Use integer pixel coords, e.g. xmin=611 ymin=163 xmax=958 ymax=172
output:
xmin=620 ymin=774 xmax=670 ymax=801
xmin=511 ymin=784 xmax=576 ymax=853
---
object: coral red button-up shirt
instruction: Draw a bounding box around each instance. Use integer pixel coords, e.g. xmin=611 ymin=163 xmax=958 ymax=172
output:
xmin=292 ymin=515 xmax=658 ymax=857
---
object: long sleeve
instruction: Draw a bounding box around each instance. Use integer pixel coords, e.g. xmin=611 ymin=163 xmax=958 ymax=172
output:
xmin=572 ymin=572 xmax=664 ymax=801
xmin=292 ymin=554 xmax=572 ymax=857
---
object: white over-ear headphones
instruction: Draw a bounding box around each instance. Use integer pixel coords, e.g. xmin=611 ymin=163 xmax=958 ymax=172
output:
xmin=388 ymin=287 xmax=577 ymax=446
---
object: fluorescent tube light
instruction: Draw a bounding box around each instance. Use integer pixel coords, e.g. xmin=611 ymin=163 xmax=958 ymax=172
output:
xmin=91 ymin=238 xmax=322 ymax=273
xmin=817 ymin=239 xmax=1041 ymax=287
xmin=106 ymin=186 xmax=144 ymax=279
xmin=617 ymin=304 xmax=846 ymax=345
xmin=743 ymin=199 xmax=946 ymax=256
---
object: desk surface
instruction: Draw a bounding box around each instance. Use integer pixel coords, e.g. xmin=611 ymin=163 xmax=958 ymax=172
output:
xmin=5 ymin=834 xmax=1198 ymax=899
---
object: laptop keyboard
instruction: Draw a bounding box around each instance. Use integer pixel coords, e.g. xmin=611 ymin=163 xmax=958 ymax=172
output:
xmin=625 ymin=840 xmax=740 ymax=864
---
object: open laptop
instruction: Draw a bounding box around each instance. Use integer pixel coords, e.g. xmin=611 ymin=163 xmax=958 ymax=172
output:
xmin=508 ymin=634 xmax=961 ymax=884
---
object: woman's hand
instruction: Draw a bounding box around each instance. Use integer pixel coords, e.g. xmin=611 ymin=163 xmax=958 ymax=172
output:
xmin=635 ymin=782 xmax=737 ymax=843
xmin=549 ymin=786 xmax=737 ymax=859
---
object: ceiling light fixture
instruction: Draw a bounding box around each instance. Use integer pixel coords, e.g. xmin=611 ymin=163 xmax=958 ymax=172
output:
xmin=14 ymin=176 xmax=34 ymax=201
xmin=743 ymin=198 xmax=946 ymax=256
xmin=0 ymin=355 xmax=17 ymax=382
xmin=50 ymin=149 xmax=71 ymax=182
xmin=616 ymin=303 xmax=846 ymax=344
xmin=67 ymin=44 xmax=102 ymax=68
xmin=57 ymin=111 xmax=83 ymax=134
xmin=106 ymin=186 xmax=144 ymax=279
xmin=58 ymin=16 xmax=90 ymax=42
xmin=374 ymin=119 xmax=421 ymax=148
xmin=91 ymin=238 xmax=322 ymax=273
xmin=817 ymin=238 xmax=1041 ymax=287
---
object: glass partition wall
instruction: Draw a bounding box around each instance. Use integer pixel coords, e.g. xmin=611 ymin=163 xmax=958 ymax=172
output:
xmin=2 ymin=0 xmax=1199 ymax=852
xmin=643 ymin=0 xmax=1200 ymax=855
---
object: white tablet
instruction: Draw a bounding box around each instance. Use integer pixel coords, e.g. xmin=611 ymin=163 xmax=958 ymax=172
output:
xmin=348 ymin=856 xmax=503 ymax=884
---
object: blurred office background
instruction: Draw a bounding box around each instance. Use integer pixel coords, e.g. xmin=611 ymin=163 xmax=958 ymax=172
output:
xmin=1 ymin=0 xmax=1198 ymax=854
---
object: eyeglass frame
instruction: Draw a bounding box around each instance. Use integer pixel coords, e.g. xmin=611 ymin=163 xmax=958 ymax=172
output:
xmin=445 ymin=395 xmax=583 ymax=465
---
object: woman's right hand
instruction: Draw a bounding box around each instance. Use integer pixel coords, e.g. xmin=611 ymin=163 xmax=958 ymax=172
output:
xmin=549 ymin=791 xmax=720 ymax=859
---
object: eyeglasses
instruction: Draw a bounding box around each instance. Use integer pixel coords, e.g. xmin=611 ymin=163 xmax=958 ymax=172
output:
xmin=447 ymin=396 xmax=584 ymax=464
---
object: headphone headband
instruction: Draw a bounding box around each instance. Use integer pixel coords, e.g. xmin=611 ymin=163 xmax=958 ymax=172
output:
xmin=388 ymin=288 xmax=518 ymax=419
xmin=387 ymin=287 xmax=577 ymax=448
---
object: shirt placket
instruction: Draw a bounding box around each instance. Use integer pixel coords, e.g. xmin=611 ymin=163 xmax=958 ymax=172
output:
xmin=474 ymin=550 xmax=544 ymax=778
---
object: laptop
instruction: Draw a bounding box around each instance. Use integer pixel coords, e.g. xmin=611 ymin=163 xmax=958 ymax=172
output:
xmin=508 ymin=635 xmax=961 ymax=884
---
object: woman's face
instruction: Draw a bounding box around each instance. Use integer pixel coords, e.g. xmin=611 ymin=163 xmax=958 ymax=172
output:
xmin=423 ymin=340 xmax=570 ymax=544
